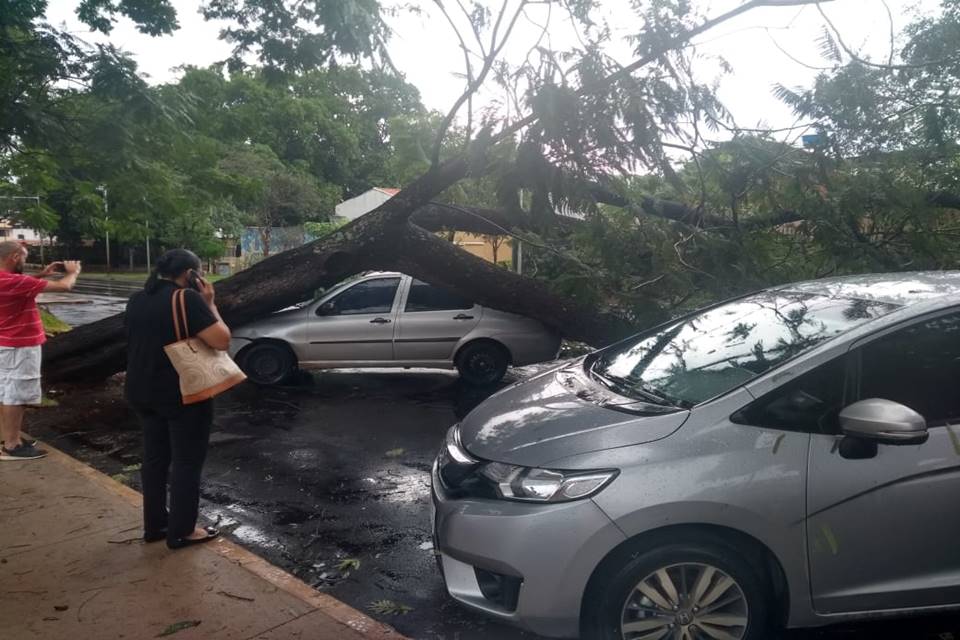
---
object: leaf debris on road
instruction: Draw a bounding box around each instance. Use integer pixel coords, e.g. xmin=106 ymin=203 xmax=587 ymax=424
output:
xmin=156 ymin=620 xmax=202 ymax=637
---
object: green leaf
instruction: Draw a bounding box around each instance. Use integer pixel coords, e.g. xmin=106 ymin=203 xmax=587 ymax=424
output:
xmin=156 ymin=621 xmax=201 ymax=637
xmin=336 ymin=558 xmax=361 ymax=572
xmin=367 ymin=600 xmax=412 ymax=616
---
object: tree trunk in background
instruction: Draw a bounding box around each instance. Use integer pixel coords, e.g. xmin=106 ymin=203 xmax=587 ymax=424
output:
xmin=42 ymin=158 xmax=640 ymax=383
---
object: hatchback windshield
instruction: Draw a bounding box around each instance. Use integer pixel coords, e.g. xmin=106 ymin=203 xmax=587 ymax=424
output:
xmin=591 ymin=291 xmax=899 ymax=407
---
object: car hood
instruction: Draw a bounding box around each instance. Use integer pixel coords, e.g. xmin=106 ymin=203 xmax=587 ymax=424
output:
xmin=459 ymin=364 xmax=690 ymax=467
xmin=233 ymin=305 xmax=305 ymax=336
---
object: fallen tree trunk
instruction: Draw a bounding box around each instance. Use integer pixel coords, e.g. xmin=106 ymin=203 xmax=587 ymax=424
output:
xmin=43 ymin=158 xmax=639 ymax=383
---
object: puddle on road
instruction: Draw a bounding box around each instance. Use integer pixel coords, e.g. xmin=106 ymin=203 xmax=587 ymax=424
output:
xmin=228 ymin=524 xmax=284 ymax=550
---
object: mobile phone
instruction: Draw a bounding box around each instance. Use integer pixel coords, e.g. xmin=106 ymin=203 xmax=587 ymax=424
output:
xmin=187 ymin=270 xmax=202 ymax=291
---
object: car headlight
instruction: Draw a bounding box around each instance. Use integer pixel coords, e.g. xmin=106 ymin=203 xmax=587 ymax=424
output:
xmin=479 ymin=461 xmax=618 ymax=503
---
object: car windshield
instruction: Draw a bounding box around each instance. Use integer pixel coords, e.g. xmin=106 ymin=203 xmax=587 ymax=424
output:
xmin=591 ymin=291 xmax=900 ymax=407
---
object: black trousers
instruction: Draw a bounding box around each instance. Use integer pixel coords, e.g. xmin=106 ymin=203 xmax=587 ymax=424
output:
xmin=134 ymin=400 xmax=214 ymax=541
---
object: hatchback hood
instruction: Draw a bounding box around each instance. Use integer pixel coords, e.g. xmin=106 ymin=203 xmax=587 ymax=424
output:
xmin=459 ymin=364 xmax=689 ymax=466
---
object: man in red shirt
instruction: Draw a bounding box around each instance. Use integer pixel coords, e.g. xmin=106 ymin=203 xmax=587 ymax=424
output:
xmin=0 ymin=241 xmax=81 ymax=460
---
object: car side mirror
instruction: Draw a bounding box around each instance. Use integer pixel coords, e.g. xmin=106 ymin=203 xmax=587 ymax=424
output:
xmin=317 ymin=301 xmax=337 ymax=316
xmin=839 ymin=398 xmax=929 ymax=446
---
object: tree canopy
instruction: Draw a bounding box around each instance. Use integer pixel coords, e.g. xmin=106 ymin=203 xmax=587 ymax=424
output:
xmin=7 ymin=0 xmax=960 ymax=380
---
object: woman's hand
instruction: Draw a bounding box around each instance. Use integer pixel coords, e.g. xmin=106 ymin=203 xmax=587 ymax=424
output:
xmin=197 ymin=276 xmax=216 ymax=307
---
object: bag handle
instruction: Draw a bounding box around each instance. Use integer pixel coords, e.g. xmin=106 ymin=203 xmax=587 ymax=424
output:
xmin=171 ymin=288 xmax=190 ymax=341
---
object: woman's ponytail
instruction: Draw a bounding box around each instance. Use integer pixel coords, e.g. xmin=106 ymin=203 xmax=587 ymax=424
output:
xmin=142 ymin=249 xmax=201 ymax=294
xmin=143 ymin=268 xmax=161 ymax=294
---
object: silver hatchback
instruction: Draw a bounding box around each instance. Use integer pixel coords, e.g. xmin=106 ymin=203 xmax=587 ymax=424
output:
xmin=229 ymin=271 xmax=560 ymax=385
xmin=433 ymin=272 xmax=960 ymax=639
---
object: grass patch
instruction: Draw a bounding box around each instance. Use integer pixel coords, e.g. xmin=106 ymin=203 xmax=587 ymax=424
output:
xmin=40 ymin=307 xmax=71 ymax=335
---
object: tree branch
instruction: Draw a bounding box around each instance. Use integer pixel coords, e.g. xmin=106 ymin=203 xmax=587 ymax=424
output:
xmin=816 ymin=1 xmax=959 ymax=70
xmin=492 ymin=0 xmax=837 ymax=145
xmin=431 ymin=0 xmax=533 ymax=168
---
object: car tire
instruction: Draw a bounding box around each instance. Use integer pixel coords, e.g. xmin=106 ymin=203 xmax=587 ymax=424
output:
xmin=455 ymin=341 xmax=509 ymax=386
xmin=240 ymin=341 xmax=296 ymax=386
xmin=582 ymin=540 xmax=771 ymax=640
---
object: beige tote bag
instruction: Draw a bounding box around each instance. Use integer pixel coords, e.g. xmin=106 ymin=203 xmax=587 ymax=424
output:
xmin=163 ymin=288 xmax=246 ymax=404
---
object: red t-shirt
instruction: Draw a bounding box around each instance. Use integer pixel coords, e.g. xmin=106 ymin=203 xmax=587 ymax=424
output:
xmin=0 ymin=271 xmax=48 ymax=347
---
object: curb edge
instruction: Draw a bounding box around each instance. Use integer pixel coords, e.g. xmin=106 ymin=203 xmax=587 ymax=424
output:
xmin=38 ymin=437 xmax=411 ymax=640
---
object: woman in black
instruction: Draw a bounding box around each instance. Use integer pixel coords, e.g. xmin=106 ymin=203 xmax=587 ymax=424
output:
xmin=125 ymin=249 xmax=232 ymax=549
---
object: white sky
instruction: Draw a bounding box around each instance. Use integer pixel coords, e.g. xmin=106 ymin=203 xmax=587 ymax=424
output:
xmin=45 ymin=0 xmax=941 ymax=137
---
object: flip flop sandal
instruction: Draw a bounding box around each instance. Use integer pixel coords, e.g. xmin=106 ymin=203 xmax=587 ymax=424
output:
xmin=166 ymin=527 xmax=220 ymax=550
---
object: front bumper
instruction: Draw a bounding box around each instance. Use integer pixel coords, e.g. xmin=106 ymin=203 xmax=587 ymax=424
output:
xmin=431 ymin=461 xmax=626 ymax=639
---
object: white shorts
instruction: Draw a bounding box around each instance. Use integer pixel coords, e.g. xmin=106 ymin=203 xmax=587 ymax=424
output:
xmin=0 ymin=346 xmax=42 ymax=406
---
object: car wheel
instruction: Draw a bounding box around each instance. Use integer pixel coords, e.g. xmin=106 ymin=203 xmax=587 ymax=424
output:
xmin=584 ymin=542 xmax=771 ymax=640
xmin=456 ymin=341 xmax=509 ymax=386
xmin=240 ymin=342 xmax=296 ymax=386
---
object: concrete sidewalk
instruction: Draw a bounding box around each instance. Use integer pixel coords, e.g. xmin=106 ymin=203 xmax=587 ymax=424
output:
xmin=0 ymin=440 xmax=408 ymax=640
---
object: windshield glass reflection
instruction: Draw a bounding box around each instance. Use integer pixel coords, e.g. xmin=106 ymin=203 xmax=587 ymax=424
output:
xmin=593 ymin=293 xmax=899 ymax=407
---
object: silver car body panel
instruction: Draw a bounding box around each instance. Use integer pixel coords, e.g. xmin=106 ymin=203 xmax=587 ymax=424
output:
xmin=229 ymin=272 xmax=561 ymax=370
xmin=432 ymin=462 xmax=627 ymax=638
xmin=434 ymin=271 xmax=960 ymax=637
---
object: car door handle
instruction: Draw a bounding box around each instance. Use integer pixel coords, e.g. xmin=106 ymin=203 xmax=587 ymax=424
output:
xmin=453 ymin=314 xmax=474 ymax=320
xmin=370 ymin=317 xmax=391 ymax=324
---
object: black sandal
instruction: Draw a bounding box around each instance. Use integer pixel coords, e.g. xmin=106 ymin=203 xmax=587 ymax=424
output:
xmin=166 ymin=527 xmax=220 ymax=550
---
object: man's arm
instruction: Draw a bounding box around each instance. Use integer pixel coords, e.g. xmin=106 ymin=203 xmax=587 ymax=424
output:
xmin=43 ymin=261 xmax=81 ymax=293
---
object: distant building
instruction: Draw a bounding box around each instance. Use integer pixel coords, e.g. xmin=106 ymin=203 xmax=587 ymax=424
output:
xmin=335 ymin=188 xmax=401 ymax=221
xmin=0 ymin=220 xmax=43 ymax=245
xmin=215 ymin=226 xmax=317 ymax=276
xmin=335 ymin=188 xmax=512 ymax=267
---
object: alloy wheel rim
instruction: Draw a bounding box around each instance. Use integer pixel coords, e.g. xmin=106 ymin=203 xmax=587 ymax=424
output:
xmin=620 ymin=562 xmax=749 ymax=640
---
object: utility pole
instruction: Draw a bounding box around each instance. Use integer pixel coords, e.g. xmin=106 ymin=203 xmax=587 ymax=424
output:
xmin=145 ymin=218 xmax=151 ymax=272
xmin=98 ymin=186 xmax=110 ymax=273
xmin=142 ymin=196 xmax=151 ymax=273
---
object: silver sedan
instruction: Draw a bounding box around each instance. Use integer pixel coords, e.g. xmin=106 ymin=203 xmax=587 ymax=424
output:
xmin=229 ymin=271 xmax=561 ymax=385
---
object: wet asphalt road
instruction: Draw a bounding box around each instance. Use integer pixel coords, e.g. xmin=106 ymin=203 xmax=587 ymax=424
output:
xmin=28 ymin=367 xmax=960 ymax=640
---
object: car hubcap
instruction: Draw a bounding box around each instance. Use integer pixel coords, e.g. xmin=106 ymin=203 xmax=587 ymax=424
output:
xmin=469 ymin=353 xmax=495 ymax=377
xmin=620 ymin=563 xmax=748 ymax=640
xmin=253 ymin=353 xmax=281 ymax=379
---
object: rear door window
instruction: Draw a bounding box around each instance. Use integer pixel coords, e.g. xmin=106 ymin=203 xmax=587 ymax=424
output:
xmin=404 ymin=279 xmax=473 ymax=312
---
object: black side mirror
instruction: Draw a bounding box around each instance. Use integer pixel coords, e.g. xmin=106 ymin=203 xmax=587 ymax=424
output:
xmin=317 ymin=301 xmax=337 ymax=316
xmin=839 ymin=398 xmax=929 ymax=446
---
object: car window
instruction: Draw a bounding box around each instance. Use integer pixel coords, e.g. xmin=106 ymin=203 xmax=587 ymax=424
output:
xmin=325 ymin=278 xmax=400 ymax=315
xmin=404 ymin=279 xmax=473 ymax=312
xmin=591 ymin=292 xmax=898 ymax=407
xmin=732 ymin=357 xmax=847 ymax=434
xmin=856 ymin=312 xmax=960 ymax=426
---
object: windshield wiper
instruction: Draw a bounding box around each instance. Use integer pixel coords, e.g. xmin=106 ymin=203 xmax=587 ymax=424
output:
xmin=588 ymin=362 xmax=677 ymax=407
xmin=629 ymin=379 xmax=693 ymax=410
